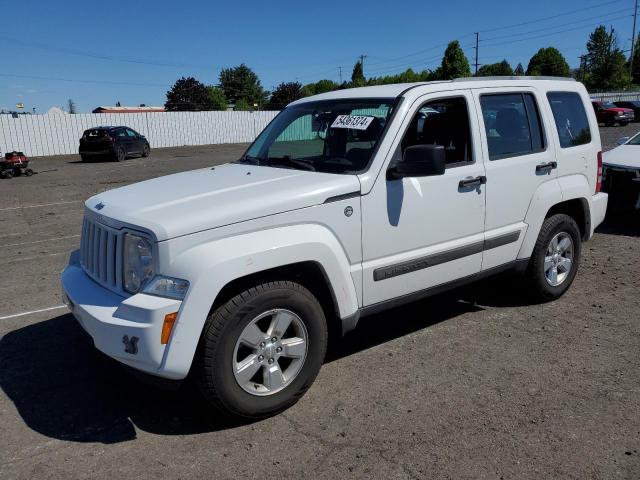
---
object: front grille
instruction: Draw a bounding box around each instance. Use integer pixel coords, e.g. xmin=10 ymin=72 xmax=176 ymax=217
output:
xmin=80 ymin=217 xmax=121 ymax=291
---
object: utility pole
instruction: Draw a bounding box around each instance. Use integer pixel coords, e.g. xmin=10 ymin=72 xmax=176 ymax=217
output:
xmin=339 ymin=66 xmax=343 ymax=84
xmin=630 ymin=0 xmax=638 ymax=79
xmin=579 ymin=55 xmax=587 ymax=82
xmin=359 ymin=54 xmax=367 ymax=75
xmin=473 ymin=32 xmax=480 ymax=75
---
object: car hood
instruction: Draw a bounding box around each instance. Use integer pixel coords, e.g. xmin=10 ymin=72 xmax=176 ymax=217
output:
xmin=603 ymin=145 xmax=640 ymax=170
xmin=606 ymin=107 xmax=633 ymax=113
xmin=86 ymin=163 xmax=361 ymax=241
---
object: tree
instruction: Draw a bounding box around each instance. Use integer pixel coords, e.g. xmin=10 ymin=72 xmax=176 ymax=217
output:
xmin=514 ymin=63 xmax=525 ymax=76
xmin=585 ymin=26 xmax=629 ymax=91
xmin=67 ymin=98 xmax=76 ymax=114
xmin=440 ymin=41 xmax=471 ymax=80
xmin=526 ymin=47 xmax=570 ymax=77
xmin=206 ymin=86 xmax=227 ymax=111
xmin=351 ymin=61 xmax=366 ymax=86
xmin=234 ymin=99 xmax=252 ymax=111
xmin=631 ymin=36 xmax=640 ymax=84
xmin=368 ymin=68 xmax=431 ymax=85
xmin=268 ymin=82 xmax=304 ymax=109
xmin=477 ymin=60 xmax=514 ymax=77
xmin=165 ymin=77 xmax=214 ymax=111
xmin=218 ymin=64 xmax=267 ymax=107
xmin=302 ymin=79 xmax=339 ymax=96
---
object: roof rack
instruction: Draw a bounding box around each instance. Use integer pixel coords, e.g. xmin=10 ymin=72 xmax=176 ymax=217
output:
xmin=453 ymin=76 xmax=576 ymax=82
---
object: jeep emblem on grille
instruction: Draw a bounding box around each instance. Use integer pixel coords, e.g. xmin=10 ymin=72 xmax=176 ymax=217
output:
xmin=95 ymin=202 xmax=105 ymax=211
xmin=122 ymin=335 xmax=139 ymax=355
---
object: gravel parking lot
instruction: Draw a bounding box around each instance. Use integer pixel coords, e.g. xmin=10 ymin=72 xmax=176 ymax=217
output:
xmin=1 ymin=126 xmax=639 ymax=479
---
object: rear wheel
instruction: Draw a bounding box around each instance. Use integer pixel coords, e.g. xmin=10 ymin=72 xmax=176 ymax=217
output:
xmin=80 ymin=154 xmax=89 ymax=162
xmin=195 ymin=281 xmax=328 ymax=419
xmin=3 ymin=170 xmax=13 ymax=179
xmin=526 ymin=214 xmax=581 ymax=301
xmin=114 ymin=147 xmax=126 ymax=162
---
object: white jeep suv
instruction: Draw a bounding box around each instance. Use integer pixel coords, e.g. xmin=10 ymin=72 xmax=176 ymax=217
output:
xmin=61 ymin=78 xmax=608 ymax=418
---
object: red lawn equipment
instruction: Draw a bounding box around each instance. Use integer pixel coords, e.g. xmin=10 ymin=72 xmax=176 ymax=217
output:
xmin=1 ymin=151 xmax=34 ymax=179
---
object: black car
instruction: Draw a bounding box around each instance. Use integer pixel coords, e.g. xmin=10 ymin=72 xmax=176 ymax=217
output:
xmin=79 ymin=126 xmax=150 ymax=162
xmin=614 ymin=101 xmax=640 ymax=122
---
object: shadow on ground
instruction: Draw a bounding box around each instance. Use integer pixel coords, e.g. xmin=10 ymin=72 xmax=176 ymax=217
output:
xmin=0 ymin=273 xmax=532 ymax=444
xmin=596 ymin=210 xmax=640 ymax=237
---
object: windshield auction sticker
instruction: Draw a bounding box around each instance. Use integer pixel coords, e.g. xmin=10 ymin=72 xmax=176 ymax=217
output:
xmin=331 ymin=115 xmax=375 ymax=130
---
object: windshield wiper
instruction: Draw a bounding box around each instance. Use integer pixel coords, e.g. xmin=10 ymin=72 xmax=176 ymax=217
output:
xmin=267 ymin=156 xmax=316 ymax=172
xmin=237 ymin=155 xmax=264 ymax=165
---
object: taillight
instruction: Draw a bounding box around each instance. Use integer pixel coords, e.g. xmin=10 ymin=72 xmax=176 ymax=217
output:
xmin=596 ymin=151 xmax=603 ymax=193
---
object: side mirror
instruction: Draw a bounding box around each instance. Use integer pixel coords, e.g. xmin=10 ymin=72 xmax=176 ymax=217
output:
xmin=617 ymin=137 xmax=630 ymax=146
xmin=387 ymin=145 xmax=446 ymax=180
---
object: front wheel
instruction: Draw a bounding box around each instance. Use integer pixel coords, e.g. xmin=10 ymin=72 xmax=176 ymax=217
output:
xmin=526 ymin=214 xmax=582 ymax=301
xmin=142 ymin=144 xmax=150 ymax=157
xmin=195 ymin=281 xmax=328 ymax=419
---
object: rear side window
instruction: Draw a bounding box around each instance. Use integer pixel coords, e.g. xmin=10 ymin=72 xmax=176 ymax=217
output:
xmin=83 ymin=129 xmax=106 ymax=138
xmin=480 ymin=93 xmax=546 ymax=160
xmin=547 ymin=92 xmax=592 ymax=148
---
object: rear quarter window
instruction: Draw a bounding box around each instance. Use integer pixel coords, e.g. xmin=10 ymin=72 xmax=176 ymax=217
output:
xmin=547 ymin=92 xmax=592 ymax=148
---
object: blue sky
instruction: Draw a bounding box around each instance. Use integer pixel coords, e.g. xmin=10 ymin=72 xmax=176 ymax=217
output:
xmin=0 ymin=0 xmax=635 ymax=112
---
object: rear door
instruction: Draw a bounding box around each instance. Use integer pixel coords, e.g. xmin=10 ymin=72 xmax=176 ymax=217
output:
xmin=472 ymin=88 xmax=558 ymax=270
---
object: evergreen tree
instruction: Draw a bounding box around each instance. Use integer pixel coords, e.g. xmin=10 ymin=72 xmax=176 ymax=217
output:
xmin=440 ymin=41 xmax=472 ymax=80
xmin=219 ymin=64 xmax=268 ymax=107
xmin=514 ymin=63 xmax=525 ymax=76
xmin=351 ymin=61 xmax=366 ymax=86
xmin=585 ymin=26 xmax=630 ymax=91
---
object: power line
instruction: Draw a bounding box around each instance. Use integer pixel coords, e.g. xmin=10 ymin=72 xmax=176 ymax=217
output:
xmin=479 ymin=0 xmax=627 ymax=33
xmin=0 ymin=73 xmax=165 ymax=87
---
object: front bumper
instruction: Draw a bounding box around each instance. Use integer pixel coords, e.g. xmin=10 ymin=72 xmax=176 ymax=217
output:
xmin=61 ymin=250 xmax=183 ymax=379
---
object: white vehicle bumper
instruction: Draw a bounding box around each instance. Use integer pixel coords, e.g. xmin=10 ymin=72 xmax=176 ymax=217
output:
xmin=61 ymin=250 xmax=183 ymax=379
xmin=590 ymin=192 xmax=608 ymax=236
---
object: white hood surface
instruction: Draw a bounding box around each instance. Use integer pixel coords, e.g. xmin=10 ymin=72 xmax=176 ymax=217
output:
xmin=86 ymin=163 xmax=361 ymax=241
xmin=603 ymin=144 xmax=640 ymax=170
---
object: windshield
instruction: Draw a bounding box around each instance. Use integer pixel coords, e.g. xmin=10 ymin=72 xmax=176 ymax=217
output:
xmin=627 ymin=134 xmax=640 ymax=145
xmin=602 ymin=102 xmax=617 ymax=108
xmin=240 ymin=98 xmax=397 ymax=174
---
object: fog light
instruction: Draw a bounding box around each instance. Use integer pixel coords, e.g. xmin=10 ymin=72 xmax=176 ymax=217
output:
xmin=161 ymin=312 xmax=178 ymax=345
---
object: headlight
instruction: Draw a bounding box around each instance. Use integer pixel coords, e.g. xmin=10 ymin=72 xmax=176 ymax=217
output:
xmin=142 ymin=275 xmax=190 ymax=300
xmin=123 ymin=233 xmax=155 ymax=293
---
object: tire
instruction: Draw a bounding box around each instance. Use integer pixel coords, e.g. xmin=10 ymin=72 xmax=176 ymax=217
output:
xmin=25 ymin=169 xmax=33 ymax=177
xmin=142 ymin=144 xmax=150 ymax=157
xmin=195 ymin=281 xmax=328 ymax=419
xmin=605 ymin=119 xmax=615 ymax=127
xmin=80 ymin=154 xmax=89 ymax=162
xmin=3 ymin=170 xmax=13 ymax=179
xmin=620 ymin=121 xmax=629 ymax=127
xmin=526 ymin=214 xmax=581 ymax=301
xmin=114 ymin=147 xmax=126 ymax=162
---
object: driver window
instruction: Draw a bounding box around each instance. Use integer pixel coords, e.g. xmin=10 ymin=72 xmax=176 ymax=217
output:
xmin=399 ymin=97 xmax=474 ymax=167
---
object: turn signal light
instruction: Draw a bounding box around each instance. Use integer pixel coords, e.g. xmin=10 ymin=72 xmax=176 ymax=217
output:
xmin=161 ymin=312 xmax=178 ymax=344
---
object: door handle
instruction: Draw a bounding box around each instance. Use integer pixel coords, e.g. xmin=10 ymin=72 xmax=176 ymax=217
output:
xmin=458 ymin=175 xmax=487 ymax=188
xmin=536 ymin=161 xmax=557 ymax=173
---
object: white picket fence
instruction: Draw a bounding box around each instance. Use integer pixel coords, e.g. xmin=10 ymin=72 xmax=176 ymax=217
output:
xmin=0 ymin=111 xmax=280 ymax=157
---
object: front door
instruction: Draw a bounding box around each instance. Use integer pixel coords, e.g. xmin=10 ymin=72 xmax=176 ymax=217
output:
xmin=361 ymin=90 xmax=486 ymax=307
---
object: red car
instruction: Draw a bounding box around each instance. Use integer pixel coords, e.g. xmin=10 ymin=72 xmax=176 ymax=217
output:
xmin=592 ymin=100 xmax=634 ymax=127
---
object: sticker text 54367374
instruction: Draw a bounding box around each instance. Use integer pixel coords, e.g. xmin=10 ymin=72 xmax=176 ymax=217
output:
xmin=331 ymin=115 xmax=375 ymax=130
